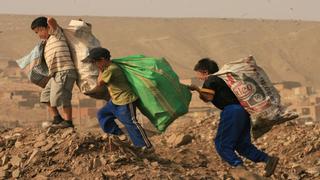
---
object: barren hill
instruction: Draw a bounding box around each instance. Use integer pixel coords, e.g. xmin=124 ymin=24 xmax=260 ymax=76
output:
xmin=0 ymin=116 xmax=319 ymax=179
xmin=1 ymin=15 xmax=320 ymax=88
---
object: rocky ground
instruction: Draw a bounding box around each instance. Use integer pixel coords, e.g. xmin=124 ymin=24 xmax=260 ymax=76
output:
xmin=0 ymin=115 xmax=319 ymax=180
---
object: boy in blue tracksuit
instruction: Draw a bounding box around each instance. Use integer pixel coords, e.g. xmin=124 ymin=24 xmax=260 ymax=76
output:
xmin=86 ymin=47 xmax=153 ymax=151
xmin=190 ymin=58 xmax=278 ymax=177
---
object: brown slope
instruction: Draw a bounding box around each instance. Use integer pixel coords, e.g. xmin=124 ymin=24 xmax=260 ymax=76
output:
xmin=0 ymin=15 xmax=319 ymax=87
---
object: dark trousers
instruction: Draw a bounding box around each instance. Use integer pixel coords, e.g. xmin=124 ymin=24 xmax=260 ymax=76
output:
xmin=97 ymin=100 xmax=152 ymax=148
xmin=214 ymin=104 xmax=269 ymax=166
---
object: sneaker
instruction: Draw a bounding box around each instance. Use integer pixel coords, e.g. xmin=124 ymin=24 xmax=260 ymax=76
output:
xmin=140 ymin=146 xmax=155 ymax=154
xmin=264 ymin=156 xmax=279 ymax=177
xmin=118 ymin=134 xmax=128 ymax=142
xmin=110 ymin=135 xmax=130 ymax=147
xmin=57 ymin=120 xmax=74 ymax=129
xmin=52 ymin=115 xmax=64 ymax=125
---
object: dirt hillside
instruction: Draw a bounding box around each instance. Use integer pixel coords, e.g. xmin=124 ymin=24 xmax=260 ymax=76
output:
xmin=0 ymin=116 xmax=319 ymax=179
xmin=1 ymin=15 xmax=320 ymax=87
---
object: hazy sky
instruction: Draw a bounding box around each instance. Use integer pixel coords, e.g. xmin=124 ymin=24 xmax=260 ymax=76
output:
xmin=1 ymin=0 xmax=320 ymax=21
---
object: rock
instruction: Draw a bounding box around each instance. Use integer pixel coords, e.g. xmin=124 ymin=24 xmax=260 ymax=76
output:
xmin=73 ymin=165 xmax=85 ymax=175
xmin=109 ymin=154 xmax=127 ymax=163
xmin=93 ymin=157 xmax=102 ymax=169
xmin=61 ymin=128 xmax=74 ymax=139
xmin=14 ymin=141 xmax=23 ymax=148
xmin=12 ymin=168 xmax=20 ymax=178
xmin=1 ymin=155 xmax=9 ymax=166
xmin=143 ymin=158 xmax=150 ymax=165
xmin=99 ymin=156 xmax=107 ymax=166
xmin=34 ymin=174 xmax=49 ymax=180
xmin=292 ymin=165 xmax=304 ymax=175
xmin=230 ymin=167 xmax=267 ymax=180
xmin=0 ymin=168 xmax=9 ymax=179
xmin=24 ymin=149 xmax=39 ymax=166
xmin=305 ymin=167 xmax=320 ymax=175
xmin=41 ymin=142 xmax=55 ymax=152
xmin=13 ymin=127 xmax=24 ymax=133
xmin=104 ymin=171 xmax=119 ymax=177
xmin=5 ymin=138 xmax=16 ymax=148
xmin=34 ymin=141 xmax=47 ymax=148
xmin=168 ymin=134 xmax=193 ymax=147
xmin=1 ymin=163 xmax=12 ymax=171
xmin=35 ymin=133 xmax=47 ymax=142
xmin=0 ymin=140 xmax=4 ymax=148
xmin=151 ymin=161 xmax=159 ymax=167
xmin=10 ymin=155 xmax=22 ymax=167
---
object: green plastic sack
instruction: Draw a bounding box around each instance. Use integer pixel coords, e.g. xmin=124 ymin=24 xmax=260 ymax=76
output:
xmin=113 ymin=55 xmax=192 ymax=132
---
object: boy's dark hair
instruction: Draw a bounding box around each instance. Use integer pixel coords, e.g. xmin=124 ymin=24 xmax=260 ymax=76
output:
xmin=87 ymin=47 xmax=111 ymax=62
xmin=194 ymin=58 xmax=219 ymax=74
xmin=31 ymin=16 xmax=48 ymax=30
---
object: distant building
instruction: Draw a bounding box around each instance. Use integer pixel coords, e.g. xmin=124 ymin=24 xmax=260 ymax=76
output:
xmin=2 ymin=60 xmax=27 ymax=80
xmin=290 ymin=105 xmax=320 ymax=122
xmin=275 ymin=82 xmax=320 ymax=124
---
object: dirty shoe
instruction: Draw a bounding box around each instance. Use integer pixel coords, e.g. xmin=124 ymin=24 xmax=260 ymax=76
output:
xmin=264 ymin=156 xmax=279 ymax=177
xmin=52 ymin=115 xmax=64 ymax=125
xmin=118 ymin=134 xmax=128 ymax=142
xmin=58 ymin=120 xmax=74 ymax=129
xmin=140 ymin=146 xmax=155 ymax=154
xmin=132 ymin=145 xmax=155 ymax=156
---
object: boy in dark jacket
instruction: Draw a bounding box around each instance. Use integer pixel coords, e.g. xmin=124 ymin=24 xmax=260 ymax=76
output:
xmin=190 ymin=58 xmax=278 ymax=177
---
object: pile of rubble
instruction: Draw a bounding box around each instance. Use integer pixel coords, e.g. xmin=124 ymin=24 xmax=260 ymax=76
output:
xmin=0 ymin=116 xmax=319 ymax=179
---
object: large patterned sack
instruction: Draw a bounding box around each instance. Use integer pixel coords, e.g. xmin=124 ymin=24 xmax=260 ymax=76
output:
xmin=214 ymin=55 xmax=298 ymax=139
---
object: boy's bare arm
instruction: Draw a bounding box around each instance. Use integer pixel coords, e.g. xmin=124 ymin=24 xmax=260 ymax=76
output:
xmin=47 ymin=17 xmax=58 ymax=32
xmin=97 ymin=70 xmax=106 ymax=86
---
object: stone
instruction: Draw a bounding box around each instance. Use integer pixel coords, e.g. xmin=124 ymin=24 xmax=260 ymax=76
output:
xmin=230 ymin=167 xmax=267 ymax=180
xmin=143 ymin=158 xmax=150 ymax=165
xmin=61 ymin=128 xmax=74 ymax=139
xmin=12 ymin=168 xmax=21 ymax=178
xmin=151 ymin=161 xmax=159 ymax=167
xmin=34 ymin=141 xmax=47 ymax=148
xmin=167 ymin=134 xmax=193 ymax=147
xmin=93 ymin=157 xmax=102 ymax=169
xmin=2 ymin=163 xmax=12 ymax=171
xmin=0 ymin=140 xmax=4 ymax=148
xmin=35 ymin=133 xmax=47 ymax=142
xmin=5 ymin=138 xmax=16 ymax=148
xmin=13 ymin=127 xmax=24 ymax=133
xmin=305 ymin=167 xmax=320 ymax=175
xmin=34 ymin=174 xmax=49 ymax=180
xmin=0 ymin=168 xmax=9 ymax=179
xmin=1 ymin=155 xmax=9 ymax=166
xmin=10 ymin=155 xmax=22 ymax=167
xmin=171 ymin=134 xmax=193 ymax=147
xmin=24 ymin=149 xmax=39 ymax=166
xmin=99 ymin=156 xmax=107 ymax=166
xmin=41 ymin=142 xmax=55 ymax=152
xmin=14 ymin=141 xmax=23 ymax=148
